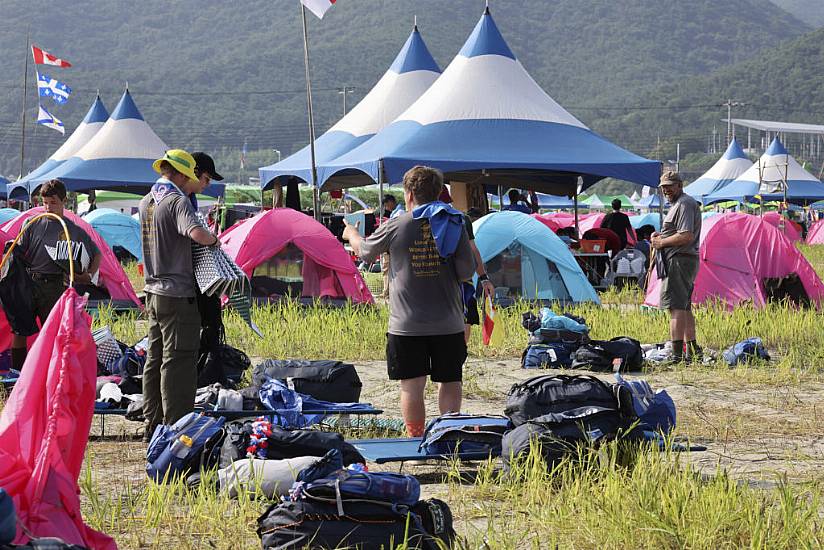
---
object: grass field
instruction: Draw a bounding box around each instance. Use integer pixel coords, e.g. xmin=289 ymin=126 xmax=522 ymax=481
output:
xmin=3 ymin=245 xmax=824 ymax=548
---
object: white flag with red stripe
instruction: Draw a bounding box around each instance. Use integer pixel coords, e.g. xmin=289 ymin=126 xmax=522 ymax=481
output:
xmin=301 ymin=0 xmax=336 ymax=19
xmin=31 ymin=45 xmax=72 ymax=68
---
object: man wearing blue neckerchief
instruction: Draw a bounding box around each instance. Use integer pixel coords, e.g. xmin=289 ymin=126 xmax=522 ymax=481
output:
xmin=344 ymin=166 xmax=475 ymax=438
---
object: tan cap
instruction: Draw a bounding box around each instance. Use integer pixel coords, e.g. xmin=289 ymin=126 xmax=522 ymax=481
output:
xmin=660 ymin=170 xmax=683 ymax=186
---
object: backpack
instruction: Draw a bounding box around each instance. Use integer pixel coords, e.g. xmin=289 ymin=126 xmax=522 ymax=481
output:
xmin=256 ymin=498 xmax=449 ymax=550
xmin=722 ymin=338 xmax=770 ymax=366
xmin=502 ymin=405 xmax=638 ymax=473
xmin=419 ymin=413 xmax=511 ymax=455
xmin=504 ymin=374 xmax=619 ymax=427
xmin=613 ymin=373 xmax=676 ymax=434
xmin=197 ymin=344 xmax=251 ymax=389
xmin=570 ymin=337 xmax=644 ymax=372
xmin=253 ymin=360 xmax=362 ymax=403
xmin=146 ymin=412 xmax=226 ymax=483
xmin=217 ymin=420 xmax=365 ymax=469
xmin=108 ymin=346 xmax=145 ymax=378
xmin=521 ymin=343 xmax=577 ymax=369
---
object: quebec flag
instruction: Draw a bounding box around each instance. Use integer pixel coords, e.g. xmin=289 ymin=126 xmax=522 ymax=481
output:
xmin=37 ymin=104 xmax=65 ymax=134
xmin=37 ymin=71 xmax=72 ymax=105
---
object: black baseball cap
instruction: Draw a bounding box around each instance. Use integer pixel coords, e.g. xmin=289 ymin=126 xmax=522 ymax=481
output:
xmin=192 ymin=152 xmax=224 ymax=181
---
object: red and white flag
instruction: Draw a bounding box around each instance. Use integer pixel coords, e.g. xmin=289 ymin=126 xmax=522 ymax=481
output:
xmin=31 ymin=45 xmax=72 ymax=68
xmin=301 ymin=0 xmax=336 ymax=19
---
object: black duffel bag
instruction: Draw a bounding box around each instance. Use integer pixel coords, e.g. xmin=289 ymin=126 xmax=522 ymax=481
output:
xmin=197 ymin=344 xmax=251 ymax=389
xmin=257 ymin=497 xmax=452 ymax=550
xmin=502 ymin=405 xmax=639 ymax=473
xmin=218 ymin=420 xmax=366 ymax=468
xmin=570 ymin=337 xmax=644 ymax=372
xmin=504 ymin=374 xmax=618 ymax=427
xmin=252 ymin=359 xmax=362 ymax=403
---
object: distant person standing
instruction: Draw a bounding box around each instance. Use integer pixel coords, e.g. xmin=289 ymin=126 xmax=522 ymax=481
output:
xmin=10 ymin=179 xmax=101 ymax=372
xmin=140 ymin=150 xmax=221 ymax=440
xmin=600 ymin=198 xmax=633 ymax=249
xmin=503 ymin=189 xmax=532 ymax=214
xmin=381 ymin=195 xmax=398 ymax=220
xmin=344 ymin=166 xmax=475 ymax=437
xmin=651 ymin=171 xmax=703 ymax=362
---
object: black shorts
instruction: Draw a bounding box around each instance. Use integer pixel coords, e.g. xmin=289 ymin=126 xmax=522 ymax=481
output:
xmin=386 ymin=332 xmax=467 ymax=383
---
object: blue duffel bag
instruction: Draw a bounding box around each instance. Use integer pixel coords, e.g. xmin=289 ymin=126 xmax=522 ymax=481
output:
xmin=521 ymin=343 xmax=576 ymax=369
xmin=419 ymin=413 xmax=511 ymax=455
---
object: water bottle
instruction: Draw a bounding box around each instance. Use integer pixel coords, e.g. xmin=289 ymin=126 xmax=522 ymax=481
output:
xmin=170 ymin=434 xmax=194 ymax=459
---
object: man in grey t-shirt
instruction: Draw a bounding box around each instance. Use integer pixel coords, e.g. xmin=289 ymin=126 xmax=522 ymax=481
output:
xmin=344 ymin=166 xmax=475 ymax=437
xmin=139 ymin=149 xmax=220 ymax=439
xmin=652 ymin=171 xmax=703 ymax=361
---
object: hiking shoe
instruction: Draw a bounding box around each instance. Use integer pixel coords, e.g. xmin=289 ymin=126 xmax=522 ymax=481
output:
xmin=685 ymin=343 xmax=703 ymax=363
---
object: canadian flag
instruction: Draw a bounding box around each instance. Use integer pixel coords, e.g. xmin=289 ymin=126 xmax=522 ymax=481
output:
xmin=31 ymin=45 xmax=72 ymax=68
xmin=301 ymin=0 xmax=336 ymax=19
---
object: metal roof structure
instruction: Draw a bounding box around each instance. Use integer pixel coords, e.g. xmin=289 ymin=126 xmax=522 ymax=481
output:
xmin=726 ymin=118 xmax=824 ymax=135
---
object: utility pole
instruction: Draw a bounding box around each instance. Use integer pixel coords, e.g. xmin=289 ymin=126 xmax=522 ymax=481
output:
xmin=721 ymin=99 xmax=744 ymax=145
xmin=338 ymin=86 xmax=355 ymax=116
xmin=19 ymin=30 xmax=30 ymax=179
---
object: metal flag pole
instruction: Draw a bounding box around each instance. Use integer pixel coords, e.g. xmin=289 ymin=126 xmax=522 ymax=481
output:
xmin=300 ymin=4 xmax=321 ymax=221
xmin=19 ymin=30 xmax=30 ymax=180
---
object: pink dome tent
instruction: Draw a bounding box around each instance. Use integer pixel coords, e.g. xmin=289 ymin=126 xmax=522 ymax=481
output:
xmin=761 ymin=211 xmax=802 ymax=243
xmin=807 ymin=219 xmax=824 ymax=244
xmin=220 ymin=208 xmax=374 ymax=304
xmin=0 ymin=208 xmax=141 ymax=351
xmin=578 ymin=212 xmax=637 ymax=245
xmin=645 ymin=212 xmax=824 ymax=309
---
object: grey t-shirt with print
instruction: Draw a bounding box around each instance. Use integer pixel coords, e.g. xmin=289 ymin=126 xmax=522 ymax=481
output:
xmin=360 ymin=212 xmax=476 ymax=336
xmin=139 ymin=182 xmax=202 ymax=298
xmin=660 ymin=192 xmax=702 ymax=255
xmin=17 ymin=216 xmax=100 ymax=275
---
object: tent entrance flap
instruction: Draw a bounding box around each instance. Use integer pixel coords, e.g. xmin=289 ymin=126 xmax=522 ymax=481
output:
xmin=522 ymin=245 xmax=572 ymax=301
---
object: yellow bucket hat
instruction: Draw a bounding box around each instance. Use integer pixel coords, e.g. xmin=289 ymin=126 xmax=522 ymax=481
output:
xmin=152 ymin=149 xmax=199 ymax=183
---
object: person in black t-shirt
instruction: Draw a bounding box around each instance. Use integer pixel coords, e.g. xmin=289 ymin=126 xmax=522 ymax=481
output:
xmin=600 ymin=198 xmax=633 ymax=249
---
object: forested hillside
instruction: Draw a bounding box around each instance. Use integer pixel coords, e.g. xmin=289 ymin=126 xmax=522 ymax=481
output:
xmin=0 ymin=0 xmax=809 ymax=181
xmin=771 ymin=0 xmax=824 ymax=26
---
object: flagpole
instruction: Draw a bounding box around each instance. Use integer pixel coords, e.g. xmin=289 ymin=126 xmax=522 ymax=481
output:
xmin=19 ymin=30 xmax=30 ymax=180
xmin=300 ymin=4 xmax=321 ymax=221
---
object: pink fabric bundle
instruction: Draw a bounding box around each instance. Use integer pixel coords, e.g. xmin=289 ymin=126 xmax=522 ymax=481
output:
xmin=0 ymin=289 xmax=117 ymax=548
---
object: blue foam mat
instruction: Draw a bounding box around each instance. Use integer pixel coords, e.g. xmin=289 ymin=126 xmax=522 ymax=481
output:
xmin=350 ymin=438 xmax=498 ymax=464
xmin=350 ymin=437 xmax=706 ymax=464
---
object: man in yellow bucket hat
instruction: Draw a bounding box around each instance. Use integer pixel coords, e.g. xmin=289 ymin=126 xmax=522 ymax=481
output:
xmin=139 ymin=149 xmax=221 ymax=441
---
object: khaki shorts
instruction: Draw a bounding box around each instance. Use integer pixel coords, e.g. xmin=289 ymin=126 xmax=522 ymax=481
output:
xmin=660 ymin=254 xmax=699 ymax=310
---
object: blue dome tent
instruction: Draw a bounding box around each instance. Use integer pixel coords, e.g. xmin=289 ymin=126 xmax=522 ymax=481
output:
xmin=629 ymin=212 xmax=661 ymax=231
xmin=319 ymin=7 xmax=661 ymax=193
xmin=8 ymin=95 xmax=109 ymax=200
xmin=83 ymin=207 xmax=143 ymax=262
xmin=473 ymin=211 xmax=599 ymax=304
xmin=259 ymin=25 xmax=441 ymax=188
xmin=0 ymin=208 xmax=20 ymax=225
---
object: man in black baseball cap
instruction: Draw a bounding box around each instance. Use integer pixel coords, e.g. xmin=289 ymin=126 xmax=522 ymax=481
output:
xmin=188 ymin=152 xmax=224 ymax=210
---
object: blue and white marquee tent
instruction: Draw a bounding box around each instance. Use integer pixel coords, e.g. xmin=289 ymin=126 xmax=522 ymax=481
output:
xmin=26 ymin=90 xmax=170 ymax=195
xmin=8 ymin=95 xmax=109 ymax=200
xmin=473 ymin=211 xmax=599 ymax=304
xmin=704 ymin=137 xmax=824 ymax=205
xmin=259 ymin=25 xmax=441 ymax=188
xmin=684 ymin=138 xmax=752 ymax=202
xmin=320 ymin=7 xmax=661 ymax=193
